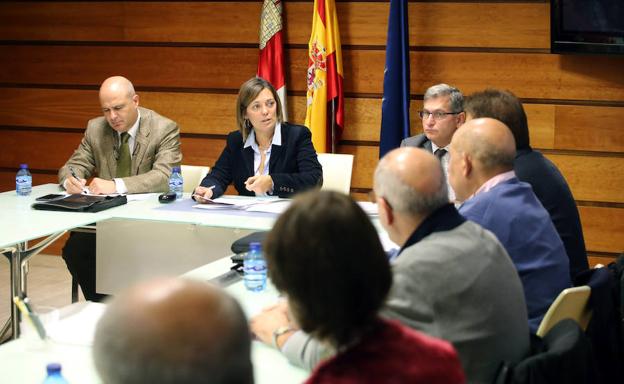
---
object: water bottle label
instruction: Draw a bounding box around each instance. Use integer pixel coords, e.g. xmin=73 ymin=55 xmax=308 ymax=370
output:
xmin=16 ymin=175 xmax=32 ymax=196
xmin=244 ymin=259 xmax=267 ymax=292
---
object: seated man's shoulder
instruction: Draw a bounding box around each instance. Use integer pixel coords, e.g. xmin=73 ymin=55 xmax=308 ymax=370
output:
xmin=400 ymin=221 xmax=517 ymax=279
xmin=405 ymin=221 xmax=499 ymax=258
xmin=139 ymin=107 xmax=178 ymax=131
xmin=401 ymin=133 xmax=428 ymax=148
xmin=516 ymin=150 xmax=569 ymax=190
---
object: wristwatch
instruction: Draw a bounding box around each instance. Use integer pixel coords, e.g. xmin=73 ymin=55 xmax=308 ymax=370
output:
xmin=272 ymin=325 xmax=293 ymax=349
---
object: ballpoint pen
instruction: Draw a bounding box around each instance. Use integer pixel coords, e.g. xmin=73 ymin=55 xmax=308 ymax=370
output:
xmin=68 ymin=166 xmax=89 ymax=194
xmin=192 ymin=185 xmax=215 ymax=201
xmin=13 ymin=296 xmax=47 ymax=340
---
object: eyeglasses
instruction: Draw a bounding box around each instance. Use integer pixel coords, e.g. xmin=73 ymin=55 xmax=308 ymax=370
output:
xmin=419 ymin=110 xmax=463 ymax=121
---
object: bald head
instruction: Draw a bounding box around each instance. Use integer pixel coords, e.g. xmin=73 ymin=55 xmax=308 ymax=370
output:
xmin=374 ymin=147 xmax=449 ymax=217
xmin=453 ymin=118 xmax=516 ymax=172
xmin=100 ymin=76 xmax=135 ymax=99
xmin=448 ymin=118 xmax=516 ymax=201
xmin=99 ymin=76 xmax=139 ymax=133
xmin=93 ymin=278 xmax=252 ymax=384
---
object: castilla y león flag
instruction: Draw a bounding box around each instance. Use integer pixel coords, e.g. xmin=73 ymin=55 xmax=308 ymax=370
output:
xmin=258 ymin=0 xmax=288 ymax=121
xmin=305 ymin=0 xmax=344 ymax=153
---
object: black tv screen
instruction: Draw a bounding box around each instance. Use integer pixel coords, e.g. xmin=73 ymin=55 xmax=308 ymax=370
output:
xmin=551 ymin=0 xmax=624 ymax=55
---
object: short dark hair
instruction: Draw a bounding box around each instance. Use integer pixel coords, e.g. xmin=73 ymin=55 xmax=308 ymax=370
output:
xmin=265 ymin=191 xmax=392 ymax=347
xmin=464 ymin=89 xmax=530 ymax=149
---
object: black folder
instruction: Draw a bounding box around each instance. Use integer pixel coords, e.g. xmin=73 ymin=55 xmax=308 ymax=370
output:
xmin=31 ymin=194 xmax=127 ymax=213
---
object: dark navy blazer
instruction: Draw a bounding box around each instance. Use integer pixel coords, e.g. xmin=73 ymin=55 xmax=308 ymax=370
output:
xmin=515 ymin=147 xmax=588 ymax=280
xmin=200 ymin=123 xmax=323 ymax=198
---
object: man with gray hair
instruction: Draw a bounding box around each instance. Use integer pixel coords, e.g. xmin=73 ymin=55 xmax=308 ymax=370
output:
xmin=401 ymin=83 xmax=466 ymax=201
xmin=448 ymin=117 xmax=571 ymax=333
xmin=251 ymin=148 xmax=529 ymax=384
xmin=93 ymin=277 xmax=253 ymax=384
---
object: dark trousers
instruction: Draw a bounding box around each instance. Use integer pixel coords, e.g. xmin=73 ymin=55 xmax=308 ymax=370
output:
xmin=62 ymin=231 xmax=109 ymax=302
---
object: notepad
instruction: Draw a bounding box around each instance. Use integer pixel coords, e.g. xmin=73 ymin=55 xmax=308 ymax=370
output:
xmin=193 ymin=197 xmax=291 ymax=214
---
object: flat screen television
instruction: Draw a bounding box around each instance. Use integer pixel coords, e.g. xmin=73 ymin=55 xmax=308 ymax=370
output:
xmin=551 ymin=0 xmax=624 ymax=55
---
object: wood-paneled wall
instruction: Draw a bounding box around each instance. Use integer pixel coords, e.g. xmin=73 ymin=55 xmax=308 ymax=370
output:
xmin=1 ymin=1 xmax=622 ymax=264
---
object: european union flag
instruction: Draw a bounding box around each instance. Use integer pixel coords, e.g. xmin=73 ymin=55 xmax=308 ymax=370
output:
xmin=379 ymin=0 xmax=410 ymax=158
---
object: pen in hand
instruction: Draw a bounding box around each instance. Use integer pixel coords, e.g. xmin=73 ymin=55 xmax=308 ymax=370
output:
xmin=68 ymin=166 xmax=89 ymax=194
xmin=192 ymin=185 xmax=215 ymax=202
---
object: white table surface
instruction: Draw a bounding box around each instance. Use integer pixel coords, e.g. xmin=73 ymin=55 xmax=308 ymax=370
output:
xmin=0 ymin=185 xmax=110 ymax=248
xmin=1 ymin=184 xmax=283 ymax=249
xmin=0 ymin=258 xmax=308 ymax=384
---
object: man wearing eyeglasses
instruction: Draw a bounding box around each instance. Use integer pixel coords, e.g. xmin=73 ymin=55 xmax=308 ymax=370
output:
xmin=401 ymin=84 xmax=465 ymax=202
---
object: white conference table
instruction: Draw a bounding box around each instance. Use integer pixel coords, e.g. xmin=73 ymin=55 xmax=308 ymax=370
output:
xmin=1 ymin=184 xmax=385 ymax=339
xmin=0 ymin=256 xmax=308 ymax=383
xmin=0 ymin=184 xmax=282 ymax=338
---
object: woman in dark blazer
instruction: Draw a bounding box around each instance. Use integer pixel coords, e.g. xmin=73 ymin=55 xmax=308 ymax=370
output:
xmin=194 ymin=77 xmax=323 ymax=200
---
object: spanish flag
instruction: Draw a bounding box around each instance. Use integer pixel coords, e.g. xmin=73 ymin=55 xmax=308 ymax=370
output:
xmin=258 ymin=0 xmax=288 ymax=121
xmin=305 ymin=0 xmax=344 ymax=153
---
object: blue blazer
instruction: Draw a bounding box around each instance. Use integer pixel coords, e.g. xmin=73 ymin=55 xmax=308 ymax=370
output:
xmin=459 ymin=177 xmax=572 ymax=333
xmin=200 ymin=123 xmax=323 ymax=198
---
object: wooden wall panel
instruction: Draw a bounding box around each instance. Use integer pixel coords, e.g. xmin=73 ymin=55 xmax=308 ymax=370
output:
xmin=179 ymin=137 xmax=226 ymax=167
xmin=525 ymin=104 xmax=556 ymax=150
xmin=0 ymin=2 xmax=549 ymax=49
xmin=545 ymin=154 xmax=624 ymax=203
xmin=2 ymin=88 xmax=622 ymax=154
xmin=141 ymin=93 xmax=237 ymax=135
xmin=0 ymin=130 xmax=83 ymax=171
xmin=555 ymin=105 xmax=624 ymax=152
xmin=579 ymin=206 xmax=624 ymax=254
xmin=0 ymin=2 xmax=263 ymax=44
xmin=3 ymin=46 xmax=624 ymax=103
xmin=0 ymin=45 xmax=259 ymax=90
xmin=0 ymin=171 xmax=58 ymax=193
xmin=0 ymin=88 xmax=99 ymax=129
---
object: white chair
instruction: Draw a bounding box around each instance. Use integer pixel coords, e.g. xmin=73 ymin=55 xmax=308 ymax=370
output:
xmin=181 ymin=165 xmax=209 ymax=194
xmin=317 ymin=153 xmax=354 ymax=194
xmin=536 ymin=285 xmax=592 ymax=337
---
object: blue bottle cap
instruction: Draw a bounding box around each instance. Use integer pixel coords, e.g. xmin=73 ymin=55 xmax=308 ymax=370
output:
xmin=20 ymin=163 xmax=28 ymax=169
xmin=249 ymin=242 xmax=261 ymax=251
xmin=46 ymin=363 xmax=62 ymax=374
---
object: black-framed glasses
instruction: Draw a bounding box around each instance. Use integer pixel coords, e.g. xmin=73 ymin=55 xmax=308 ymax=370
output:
xmin=419 ymin=110 xmax=463 ymax=121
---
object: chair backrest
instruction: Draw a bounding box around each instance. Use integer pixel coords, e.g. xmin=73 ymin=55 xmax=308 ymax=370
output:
xmin=501 ymin=319 xmax=595 ymax=384
xmin=181 ymin=165 xmax=209 ymax=193
xmin=316 ymin=153 xmax=354 ymax=194
xmin=536 ymin=285 xmax=592 ymax=337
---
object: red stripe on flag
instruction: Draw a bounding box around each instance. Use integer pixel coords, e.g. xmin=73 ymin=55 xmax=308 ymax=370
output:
xmin=325 ymin=51 xmax=344 ymax=146
xmin=258 ymin=31 xmax=285 ymax=90
xmin=317 ymin=0 xmax=326 ymax=26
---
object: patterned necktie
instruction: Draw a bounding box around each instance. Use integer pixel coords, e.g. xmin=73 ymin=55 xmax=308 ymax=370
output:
xmin=434 ymin=148 xmax=447 ymax=160
xmin=116 ymin=132 xmax=131 ymax=178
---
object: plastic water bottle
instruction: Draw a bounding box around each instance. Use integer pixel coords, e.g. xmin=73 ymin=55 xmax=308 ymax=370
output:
xmin=168 ymin=166 xmax=183 ymax=200
xmin=16 ymin=163 xmax=32 ymax=196
xmin=244 ymin=242 xmax=267 ymax=292
xmin=43 ymin=363 xmax=69 ymax=383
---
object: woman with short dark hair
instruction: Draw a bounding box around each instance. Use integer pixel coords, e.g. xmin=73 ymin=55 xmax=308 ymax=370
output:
xmin=256 ymin=191 xmax=465 ymax=384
